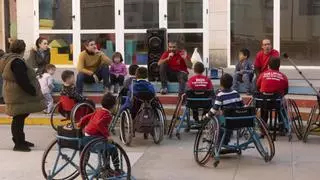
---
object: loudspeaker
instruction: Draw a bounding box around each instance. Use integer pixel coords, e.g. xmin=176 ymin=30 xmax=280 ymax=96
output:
xmin=146 ymin=28 xmax=167 ymax=81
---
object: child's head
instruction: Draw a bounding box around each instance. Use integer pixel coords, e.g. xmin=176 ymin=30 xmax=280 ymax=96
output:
xmin=135 ymin=67 xmax=148 ymax=79
xmin=45 ymin=64 xmax=56 ymax=75
xmin=101 ymin=93 xmax=116 ymax=111
xmin=220 ymin=73 xmax=233 ymax=90
xmin=193 ymin=62 xmax=205 ymax=75
xmin=129 ymin=64 xmax=139 ymax=76
xmin=0 ymin=49 xmax=5 ymax=58
xmin=61 ymin=70 xmax=75 ymax=85
xmin=238 ymin=48 xmax=250 ymax=61
xmin=268 ymin=56 xmax=280 ymax=70
xmin=112 ymin=52 xmax=123 ymax=64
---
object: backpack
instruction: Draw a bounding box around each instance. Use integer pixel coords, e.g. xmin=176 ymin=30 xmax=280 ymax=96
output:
xmin=134 ymin=102 xmax=157 ymax=133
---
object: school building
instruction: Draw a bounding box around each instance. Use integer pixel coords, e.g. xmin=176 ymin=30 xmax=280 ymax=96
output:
xmin=0 ymin=0 xmax=319 ymax=71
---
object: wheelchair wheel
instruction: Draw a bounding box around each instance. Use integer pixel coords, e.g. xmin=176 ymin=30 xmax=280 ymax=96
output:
xmin=70 ymin=102 xmax=95 ymax=129
xmin=251 ymin=117 xmax=275 ymax=162
xmin=152 ymin=108 xmax=165 ymax=144
xmin=50 ymin=102 xmax=71 ymax=131
xmin=80 ymin=138 xmax=132 ymax=180
xmin=287 ymin=99 xmax=304 ymax=140
xmin=193 ymin=118 xmax=219 ymax=166
xmin=119 ymin=109 xmax=133 ymax=146
xmin=303 ymin=104 xmax=319 ymax=142
xmin=41 ymin=139 xmax=79 ymax=180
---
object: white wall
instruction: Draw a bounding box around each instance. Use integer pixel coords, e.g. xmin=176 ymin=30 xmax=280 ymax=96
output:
xmin=16 ymin=0 xmax=36 ymax=58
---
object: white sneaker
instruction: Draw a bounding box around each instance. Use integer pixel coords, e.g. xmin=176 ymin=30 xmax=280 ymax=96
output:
xmin=160 ymin=88 xmax=168 ymax=95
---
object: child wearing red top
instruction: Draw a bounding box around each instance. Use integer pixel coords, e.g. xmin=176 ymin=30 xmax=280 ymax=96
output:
xmin=78 ymin=93 xmax=122 ymax=175
xmin=187 ymin=62 xmax=213 ymax=122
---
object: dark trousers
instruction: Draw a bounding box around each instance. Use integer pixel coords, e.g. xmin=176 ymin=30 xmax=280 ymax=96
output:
xmin=11 ymin=113 xmax=29 ymax=146
xmin=76 ymin=65 xmax=110 ymax=94
xmin=110 ymin=74 xmax=125 ymax=86
xmin=159 ymin=63 xmax=188 ymax=94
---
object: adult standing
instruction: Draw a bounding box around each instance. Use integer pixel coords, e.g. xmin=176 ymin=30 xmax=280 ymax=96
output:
xmin=254 ymin=38 xmax=280 ymax=77
xmin=158 ymin=41 xmax=192 ymax=95
xmin=26 ymin=37 xmax=51 ymax=75
xmin=76 ymin=39 xmax=112 ymax=94
xmin=0 ymin=39 xmax=45 ymax=152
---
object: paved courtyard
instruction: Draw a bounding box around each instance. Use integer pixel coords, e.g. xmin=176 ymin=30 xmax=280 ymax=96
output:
xmin=0 ymin=125 xmax=320 ymax=180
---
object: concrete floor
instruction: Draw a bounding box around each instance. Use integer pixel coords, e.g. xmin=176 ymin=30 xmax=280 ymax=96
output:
xmin=0 ymin=125 xmax=320 ymax=180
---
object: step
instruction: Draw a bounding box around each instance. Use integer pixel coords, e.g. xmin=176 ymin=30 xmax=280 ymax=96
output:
xmin=52 ymin=80 xmax=320 ymax=95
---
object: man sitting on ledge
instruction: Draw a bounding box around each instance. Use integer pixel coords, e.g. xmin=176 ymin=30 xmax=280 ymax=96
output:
xmin=76 ymin=39 xmax=112 ymax=94
xmin=158 ymin=41 xmax=192 ymax=95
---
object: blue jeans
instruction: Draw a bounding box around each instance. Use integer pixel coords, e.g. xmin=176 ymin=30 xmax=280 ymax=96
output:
xmin=232 ymin=73 xmax=252 ymax=92
xmin=76 ymin=65 xmax=110 ymax=94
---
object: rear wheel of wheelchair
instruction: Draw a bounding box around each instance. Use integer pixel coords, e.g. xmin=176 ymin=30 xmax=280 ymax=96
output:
xmin=119 ymin=109 xmax=133 ymax=146
xmin=213 ymin=160 xmax=220 ymax=168
xmin=287 ymin=99 xmax=304 ymax=140
xmin=70 ymin=102 xmax=95 ymax=129
xmin=152 ymin=108 xmax=165 ymax=144
xmin=194 ymin=118 xmax=219 ymax=166
xmin=50 ymin=102 xmax=71 ymax=131
xmin=252 ymin=117 xmax=275 ymax=162
xmin=302 ymin=104 xmax=318 ymax=143
xmin=80 ymin=138 xmax=131 ymax=180
xmin=41 ymin=139 xmax=80 ymax=180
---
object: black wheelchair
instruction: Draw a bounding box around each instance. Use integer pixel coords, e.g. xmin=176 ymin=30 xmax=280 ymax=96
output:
xmin=41 ymin=126 xmax=134 ymax=180
xmin=194 ymin=107 xmax=275 ymax=168
xmin=168 ymin=90 xmax=214 ymax=139
xmin=110 ymin=91 xmax=166 ymax=146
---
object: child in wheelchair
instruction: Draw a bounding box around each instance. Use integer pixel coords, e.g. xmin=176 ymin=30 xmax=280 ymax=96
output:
xmin=60 ymin=70 xmax=95 ymax=108
xmin=78 ymin=93 xmax=123 ymax=176
xmin=120 ymin=64 xmax=139 ymax=96
xmin=204 ymin=73 xmax=244 ymax=145
xmin=187 ymin=62 xmax=213 ymax=123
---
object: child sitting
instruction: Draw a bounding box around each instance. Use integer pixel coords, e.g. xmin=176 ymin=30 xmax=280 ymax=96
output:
xmin=232 ymin=48 xmax=253 ymax=94
xmin=78 ymin=93 xmax=122 ymax=176
xmin=38 ymin=64 xmax=56 ymax=114
xmin=60 ymin=70 xmax=95 ymax=107
xmin=205 ymin=73 xmax=244 ymax=145
xmin=110 ymin=52 xmax=127 ymax=93
xmin=187 ymin=62 xmax=213 ymax=123
xmin=121 ymin=64 xmax=139 ymax=96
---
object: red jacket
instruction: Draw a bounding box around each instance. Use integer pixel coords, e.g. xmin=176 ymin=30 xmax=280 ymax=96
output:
xmin=187 ymin=74 xmax=213 ymax=90
xmin=256 ymin=69 xmax=289 ymax=96
xmin=79 ymin=108 xmax=112 ymax=138
xmin=160 ymin=50 xmax=190 ymax=73
xmin=254 ymin=49 xmax=280 ymax=73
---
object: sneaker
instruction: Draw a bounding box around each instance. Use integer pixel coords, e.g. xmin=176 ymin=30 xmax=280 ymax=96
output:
xmin=160 ymin=88 xmax=168 ymax=95
xmin=24 ymin=141 xmax=35 ymax=147
xmin=13 ymin=145 xmax=31 ymax=152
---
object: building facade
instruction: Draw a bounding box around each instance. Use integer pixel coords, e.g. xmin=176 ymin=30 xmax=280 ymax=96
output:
xmin=3 ymin=0 xmax=320 ymax=69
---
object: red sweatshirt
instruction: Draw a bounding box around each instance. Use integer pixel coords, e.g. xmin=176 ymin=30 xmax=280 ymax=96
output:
xmin=79 ymin=108 xmax=112 ymax=139
xmin=187 ymin=74 xmax=213 ymax=90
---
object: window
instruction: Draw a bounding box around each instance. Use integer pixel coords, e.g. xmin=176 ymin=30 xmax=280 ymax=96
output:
xmin=230 ymin=0 xmax=273 ymax=65
xmin=124 ymin=34 xmax=148 ymax=65
xmin=281 ymin=0 xmax=320 ymax=65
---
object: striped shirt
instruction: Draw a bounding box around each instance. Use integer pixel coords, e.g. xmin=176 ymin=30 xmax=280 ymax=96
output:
xmin=208 ymin=89 xmax=244 ymax=115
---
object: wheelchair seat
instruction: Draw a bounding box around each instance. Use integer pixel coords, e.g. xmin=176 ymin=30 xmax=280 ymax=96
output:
xmin=223 ymin=107 xmax=256 ymax=129
xmin=134 ymin=91 xmax=155 ymax=102
xmin=57 ymin=126 xmax=83 ymax=150
xmin=185 ymin=90 xmax=214 ymax=109
xmin=253 ymin=92 xmax=282 ymax=110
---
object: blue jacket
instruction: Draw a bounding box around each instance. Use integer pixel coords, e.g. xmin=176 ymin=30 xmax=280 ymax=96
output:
xmin=235 ymin=59 xmax=253 ymax=75
xmin=121 ymin=79 xmax=155 ymax=110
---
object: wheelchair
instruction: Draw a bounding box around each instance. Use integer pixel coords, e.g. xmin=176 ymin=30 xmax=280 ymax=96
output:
xmin=252 ymin=93 xmax=293 ymax=141
xmin=168 ymin=90 xmax=214 ymax=139
xmin=113 ymin=91 xmax=166 ymax=146
xmin=303 ymin=96 xmax=320 ymax=142
xmin=193 ymin=107 xmax=275 ymax=168
xmin=41 ymin=126 xmax=134 ymax=180
xmin=50 ymin=96 xmax=95 ymax=131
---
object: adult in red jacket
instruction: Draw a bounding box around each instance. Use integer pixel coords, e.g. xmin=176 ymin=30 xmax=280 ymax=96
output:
xmin=254 ymin=39 xmax=280 ymax=77
xmin=158 ymin=41 xmax=192 ymax=95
